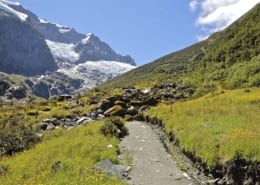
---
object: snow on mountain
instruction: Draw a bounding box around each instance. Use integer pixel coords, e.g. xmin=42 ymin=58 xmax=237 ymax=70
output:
xmin=58 ymin=61 xmax=136 ymax=89
xmin=0 ymin=0 xmax=136 ymax=98
xmin=82 ymin=33 xmax=93 ymax=44
xmin=46 ymin=40 xmax=80 ymax=63
xmin=0 ymin=0 xmax=27 ymax=21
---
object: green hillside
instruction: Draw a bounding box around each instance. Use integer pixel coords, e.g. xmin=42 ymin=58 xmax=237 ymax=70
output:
xmin=0 ymin=3 xmax=259 ymax=185
xmin=102 ymin=3 xmax=260 ymax=92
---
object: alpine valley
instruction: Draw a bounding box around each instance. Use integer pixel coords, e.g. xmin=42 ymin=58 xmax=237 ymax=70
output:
xmin=0 ymin=1 xmax=259 ymax=185
xmin=0 ymin=0 xmax=136 ymax=102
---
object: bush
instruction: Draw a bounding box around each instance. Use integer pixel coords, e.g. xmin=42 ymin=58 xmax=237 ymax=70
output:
xmin=100 ymin=117 xmax=128 ymax=138
xmin=0 ymin=120 xmax=40 ymax=157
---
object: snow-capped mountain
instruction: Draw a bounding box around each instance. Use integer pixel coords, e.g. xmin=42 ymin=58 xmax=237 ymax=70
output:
xmin=0 ymin=0 xmax=135 ymax=66
xmin=0 ymin=0 xmax=136 ymax=99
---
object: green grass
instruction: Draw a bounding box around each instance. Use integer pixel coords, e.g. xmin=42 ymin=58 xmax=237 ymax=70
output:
xmin=148 ymin=88 xmax=260 ymax=168
xmin=0 ymin=121 xmax=126 ymax=185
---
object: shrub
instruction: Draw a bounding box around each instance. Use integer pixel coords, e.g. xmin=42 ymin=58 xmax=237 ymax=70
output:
xmin=100 ymin=117 xmax=128 ymax=138
xmin=0 ymin=120 xmax=40 ymax=157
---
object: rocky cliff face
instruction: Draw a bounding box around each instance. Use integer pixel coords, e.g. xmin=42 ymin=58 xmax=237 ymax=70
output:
xmin=0 ymin=72 xmax=31 ymax=103
xmin=0 ymin=0 xmax=136 ymax=101
xmin=74 ymin=33 xmax=135 ymax=65
xmin=4 ymin=1 xmax=136 ymax=65
xmin=0 ymin=11 xmax=57 ymax=76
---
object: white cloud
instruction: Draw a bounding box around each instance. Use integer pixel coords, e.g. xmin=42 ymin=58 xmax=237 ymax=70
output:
xmin=189 ymin=0 xmax=199 ymax=11
xmin=190 ymin=0 xmax=260 ymax=40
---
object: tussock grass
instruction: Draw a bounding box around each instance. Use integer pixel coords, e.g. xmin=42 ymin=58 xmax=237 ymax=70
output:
xmin=149 ymin=88 xmax=260 ymax=168
xmin=0 ymin=121 xmax=125 ymax=185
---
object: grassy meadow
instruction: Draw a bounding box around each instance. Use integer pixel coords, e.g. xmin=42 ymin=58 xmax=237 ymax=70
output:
xmin=0 ymin=121 xmax=125 ymax=185
xmin=148 ymin=87 xmax=260 ymax=168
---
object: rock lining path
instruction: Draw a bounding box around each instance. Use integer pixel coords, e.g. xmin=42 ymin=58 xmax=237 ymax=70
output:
xmin=120 ymin=121 xmax=198 ymax=185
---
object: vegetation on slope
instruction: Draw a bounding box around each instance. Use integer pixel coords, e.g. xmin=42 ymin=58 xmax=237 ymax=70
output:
xmin=101 ymin=4 xmax=260 ymax=93
xmin=0 ymin=120 xmax=126 ymax=185
xmin=148 ymin=88 xmax=260 ymax=168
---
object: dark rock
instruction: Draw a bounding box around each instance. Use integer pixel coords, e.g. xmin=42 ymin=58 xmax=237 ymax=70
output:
xmin=107 ymin=96 xmax=122 ymax=104
xmin=57 ymin=94 xmax=73 ymax=101
xmin=0 ymin=12 xmax=58 ymax=76
xmin=32 ymin=82 xmax=50 ymax=99
xmin=126 ymin=107 xmax=138 ymax=116
xmin=98 ymin=99 xmax=112 ymax=111
xmin=143 ymin=97 xmax=158 ymax=106
xmin=0 ymin=81 xmax=10 ymax=96
xmin=38 ymin=122 xmax=48 ymax=130
xmin=133 ymin=114 xmax=145 ymax=121
xmin=6 ymin=86 xmax=27 ymax=99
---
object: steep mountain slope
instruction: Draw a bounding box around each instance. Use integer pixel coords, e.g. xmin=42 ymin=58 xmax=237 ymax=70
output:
xmin=0 ymin=10 xmax=57 ymax=76
xmin=2 ymin=0 xmax=135 ymax=66
xmin=0 ymin=0 xmax=136 ymax=100
xmin=102 ymin=3 xmax=260 ymax=91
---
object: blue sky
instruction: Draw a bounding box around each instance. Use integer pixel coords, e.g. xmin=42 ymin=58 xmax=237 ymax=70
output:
xmin=16 ymin=0 xmax=260 ymax=66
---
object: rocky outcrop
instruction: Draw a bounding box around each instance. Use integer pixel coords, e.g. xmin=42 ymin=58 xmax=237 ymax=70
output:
xmin=30 ymin=72 xmax=83 ymax=99
xmin=0 ymin=73 xmax=31 ymax=103
xmin=37 ymin=116 xmax=93 ymax=131
xmin=0 ymin=11 xmax=57 ymax=76
xmin=91 ymin=83 xmax=193 ymax=121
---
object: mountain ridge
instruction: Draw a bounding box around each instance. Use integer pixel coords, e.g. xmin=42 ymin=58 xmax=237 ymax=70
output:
xmin=2 ymin=0 xmax=136 ymax=66
xmin=101 ymin=3 xmax=260 ymax=92
xmin=0 ymin=0 xmax=136 ymax=100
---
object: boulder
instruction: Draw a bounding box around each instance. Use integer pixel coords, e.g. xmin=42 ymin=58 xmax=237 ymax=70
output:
xmin=126 ymin=107 xmax=138 ymax=116
xmin=104 ymin=105 xmax=127 ymax=117
xmin=97 ymin=99 xmax=112 ymax=111
xmin=38 ymin=122 xmax=48 ymax=130
xmin=143 ymin=97 xmax=158 ymax=106
xmin=107 ymin=95 xmax=122 ymax=105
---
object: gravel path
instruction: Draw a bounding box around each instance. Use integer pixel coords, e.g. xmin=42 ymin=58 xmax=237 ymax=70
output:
xmin=120 ymin=121 xmax=197 ymax=185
